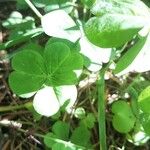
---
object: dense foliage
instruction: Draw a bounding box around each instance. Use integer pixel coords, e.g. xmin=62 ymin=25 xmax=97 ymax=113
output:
xmin=0 ymin=0 xmax=150 ymax=149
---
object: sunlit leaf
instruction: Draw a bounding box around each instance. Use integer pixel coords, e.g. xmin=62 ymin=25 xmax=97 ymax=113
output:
xmin=84 ymin=14 xmax=146 ymax=48
xmin=41 ymin=10 xmax=81 ymax=42
xmin=33 ymin=86 xmax=60 ymax=117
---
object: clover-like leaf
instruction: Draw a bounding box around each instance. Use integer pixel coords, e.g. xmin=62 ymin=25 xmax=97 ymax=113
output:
xmin=112 ymin=101 xmax=136 ymax=133
xmin=138 ymin=86 xmax=150 ymax=113
xmin=9 ymin=41 xmax=83 ymax=96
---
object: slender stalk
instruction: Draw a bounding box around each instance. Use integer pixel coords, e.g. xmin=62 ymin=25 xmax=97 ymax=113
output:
xmin=25 ymin=0 xmax=42 ymax=18
xmin=0 ymin=102 xmax=32 ymax=112
xmin=97 ymin=70 xmax=107 ymax=150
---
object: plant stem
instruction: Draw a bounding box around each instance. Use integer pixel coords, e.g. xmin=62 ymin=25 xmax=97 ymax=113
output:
xmin=97 ymin=70 xmax=107 ymax=150
xmin=25 ymin=0 xmax=42 ymax=18
xmin=0 ymin=102 xmax=32 ymax=112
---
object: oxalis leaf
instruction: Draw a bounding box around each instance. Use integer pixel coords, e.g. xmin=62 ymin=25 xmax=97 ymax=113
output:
xmin=84 ymin=14 xmax=146 ymax=48
xmin=9 ymin=41 xmax=82 ymax=116
xmin=9 ymin=41 xmax=83 ymax=95
xmin=112 ymin=100 xmax=136 ymax=133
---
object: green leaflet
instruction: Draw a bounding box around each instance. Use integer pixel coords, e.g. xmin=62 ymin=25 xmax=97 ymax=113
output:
xmin=9 ymin=51 xmax=46 ymax=95
xmin=45 ymin=37 xmax=80 ymax=53
xmin=114 ymin=35 xmax=147 ymax=74
xmin=84 ymin=14 xmax=145 ymax=48
xmin=140 ymin=113 xmax=150 ymax=135
xmin=112 ymin=101 xmax=136 ymax=133
xmin=44 ymin=42 xmax=83 ymax=86
xmin=9 ymin=41 xmax=83 ymax=95
xmin=44 ymin=121 xmax=86 ymax=149
xmin=138 ymin=86 xmax=150 ymax=113
xmin=70 ymin=124 xmax=91 ymax=147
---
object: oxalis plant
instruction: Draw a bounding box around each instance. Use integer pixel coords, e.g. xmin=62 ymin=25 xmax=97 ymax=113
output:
xmin=0 ymin=0 xmax=150 ymax=149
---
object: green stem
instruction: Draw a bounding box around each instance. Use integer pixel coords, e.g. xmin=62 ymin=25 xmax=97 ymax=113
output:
xmin=97 ymin=70 xmax=107 ymax=150
xmin=25 ymin=0 xmax=43 ymax=18
xmin=0 ymin=102 xmax=32 ymax=112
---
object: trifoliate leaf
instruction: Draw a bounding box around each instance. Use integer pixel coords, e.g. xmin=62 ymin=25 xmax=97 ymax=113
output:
xmin=84 ymin=14 xmax=146 ymax=48
xmin=41 ymin=10 xmax=81 ymax=42
xmin=9 ymin=41 xmax=83 ymax=95
xmin=138 ymin=86 xmax=150 ymax=113
xmin=33 ymin=86 xmax=60 ymax=117
xmin=112 ymin=101 xmax=136 ymax=133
